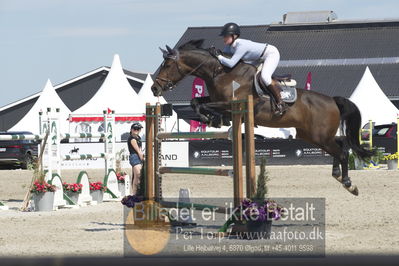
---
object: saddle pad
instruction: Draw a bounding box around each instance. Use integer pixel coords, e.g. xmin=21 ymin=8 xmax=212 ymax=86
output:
xmin=254 ymin=65 xmax=297 ymax=103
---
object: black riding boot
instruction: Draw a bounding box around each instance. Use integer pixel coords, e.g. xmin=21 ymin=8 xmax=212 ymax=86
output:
xmin=266 ymin=84 xmax=285 ymax=116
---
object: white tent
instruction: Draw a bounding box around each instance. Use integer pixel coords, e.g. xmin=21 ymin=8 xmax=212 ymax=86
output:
xmin=254 ymin=126 xmax=296 ymax=139
xmin=138 ymin=74 xmax=167 ymax=105
xmin=349 ymin=66 xmax=399 ymax=127
xmin=9 ymin=79 xmax=71 ymax=134
xmin=138 ymin=74 xmax=190 ymax=132
xmin=209 ymin=124 xmax=296 ymax=139
xmin=73 ymin=54 xmax=143 ymax=115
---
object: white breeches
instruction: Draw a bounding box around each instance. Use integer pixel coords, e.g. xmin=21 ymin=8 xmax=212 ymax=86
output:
xmin=260 ymin=44 xmax=280 ymax=86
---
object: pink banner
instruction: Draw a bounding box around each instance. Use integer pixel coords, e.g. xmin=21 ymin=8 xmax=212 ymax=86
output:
xmin=190 ymin=78 xmax=206 ymax=132
xmin=305 ymin=72 xmax=312 ymax=90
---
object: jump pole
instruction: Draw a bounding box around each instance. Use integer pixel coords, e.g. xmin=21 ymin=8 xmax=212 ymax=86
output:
xmin=231 ymin=98 xmax=243 ymax=207
xmin=154 ymin=104 xmax=162 ymax=200
xmin=145 ymin=95 xmax=255 ymax=208
xmin=244 ymin=95 xmax=256 ymax=197
xmin=145 ymin=103 xmax=155 ymax=200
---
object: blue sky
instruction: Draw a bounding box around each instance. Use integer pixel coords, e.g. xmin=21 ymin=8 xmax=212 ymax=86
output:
xmin=0 ymin=0 xmax=398 ymax=107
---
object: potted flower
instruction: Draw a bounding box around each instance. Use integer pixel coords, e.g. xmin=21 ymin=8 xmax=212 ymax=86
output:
xmin=229 ymin=198 xmax=285 ymax=240
xmin=90 ymin=181 xmax=107 ymax=204
xmin=63 ymin=182 xmax=83 ymax=204
xmin=30 ymin=180 xmax=56 ymax=212
xmin=116 ymin=172 xmax=127 ymax=196
xmin=383 ymin=152 xmax=398 ymax=170
xmin=221 ymin=157 xmax=285 ymax=239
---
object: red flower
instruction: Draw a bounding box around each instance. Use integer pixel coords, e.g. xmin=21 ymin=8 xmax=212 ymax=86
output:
xmin=31 ymin=180 xmax=56 ymax=193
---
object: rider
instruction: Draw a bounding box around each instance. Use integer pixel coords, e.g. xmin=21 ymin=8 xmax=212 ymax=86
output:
xmin=210 ymin=22 xmax=285 ymax=115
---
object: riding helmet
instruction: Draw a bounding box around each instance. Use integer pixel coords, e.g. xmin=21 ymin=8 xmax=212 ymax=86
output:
xmin=219 ymin=22 xmax=240 ymax=37
xmin=131 ymin=122 xmax=143 ymax=130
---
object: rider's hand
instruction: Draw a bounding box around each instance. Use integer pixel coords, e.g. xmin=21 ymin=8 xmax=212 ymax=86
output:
xmin=209 ymin=46 xmax=222 ymax=58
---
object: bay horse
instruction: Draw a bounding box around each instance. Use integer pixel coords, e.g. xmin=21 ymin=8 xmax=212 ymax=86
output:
xmin=151 ymin=39 xmax=374 ymax=195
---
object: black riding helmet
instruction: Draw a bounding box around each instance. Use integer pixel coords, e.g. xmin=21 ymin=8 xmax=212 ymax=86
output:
xmin=131 ymin=122 xmax=143 ymax=130
xmin=219 ymin=22 xmax=240 ymax=37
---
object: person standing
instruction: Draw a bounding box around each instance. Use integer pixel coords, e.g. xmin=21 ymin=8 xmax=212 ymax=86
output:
xmin=127 ymin=123 xmax=144 ymax=195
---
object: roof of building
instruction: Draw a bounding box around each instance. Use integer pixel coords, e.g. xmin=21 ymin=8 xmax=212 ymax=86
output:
xmin=155 ymin=19 xmax=399 ymax=103
xmin=0 ymin=66 xmax=149 ymax=130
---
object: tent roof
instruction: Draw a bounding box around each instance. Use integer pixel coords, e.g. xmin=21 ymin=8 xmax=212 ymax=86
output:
xmin=9 ymin=79 xmax=71 ymax=134
xmin=138 ymin=74 xmax=167 ymax=105
xmin=349 ymin=66 xmax=399 ymax=126
xmin=138 ymin=74 xmax=191 ymax=132
xmin=73 ymin=54 xmax=143 ymax=115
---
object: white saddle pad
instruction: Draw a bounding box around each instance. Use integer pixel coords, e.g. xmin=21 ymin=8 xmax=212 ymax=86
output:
xmin=254 ymin=64 xmax=297 ymax=103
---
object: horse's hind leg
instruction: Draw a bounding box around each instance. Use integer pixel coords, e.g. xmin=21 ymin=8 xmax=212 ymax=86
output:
xmin=321 ymin=140 xmax=358 ymax=196
xmin=332 ymin=157 xmax=341 ymax=180
xmin=332 ymin=137 xmax=346 ymax=180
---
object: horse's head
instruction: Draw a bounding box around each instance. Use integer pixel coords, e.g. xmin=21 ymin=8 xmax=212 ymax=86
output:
xmin=152 ymin=39 xmax=212 ymax=96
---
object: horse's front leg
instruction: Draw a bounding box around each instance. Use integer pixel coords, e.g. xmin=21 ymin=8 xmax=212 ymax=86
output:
xmin=190 ymin=97 xmax=211 ymax=123
xmin=199 ymin=101 xmax=232 ymax=128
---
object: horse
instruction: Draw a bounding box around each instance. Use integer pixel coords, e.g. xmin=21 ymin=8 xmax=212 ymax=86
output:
xmin=69 ymin=147 xmax=79 ymax=155
xmin=151 ymin=39 xmax=374 ymax=195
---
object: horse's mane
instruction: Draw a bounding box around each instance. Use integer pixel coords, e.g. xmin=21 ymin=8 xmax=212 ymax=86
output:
xmin=177 ymin=39 xmax=222 ymax=63
xmin=178 ymin=39 xmax=206 ymax=51
xmin=177 ymin=39 xmax=255 ymax=72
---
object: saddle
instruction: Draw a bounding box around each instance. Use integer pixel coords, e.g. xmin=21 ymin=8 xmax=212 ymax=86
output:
xmin=254 ymin=64 xmax=297 ymax=103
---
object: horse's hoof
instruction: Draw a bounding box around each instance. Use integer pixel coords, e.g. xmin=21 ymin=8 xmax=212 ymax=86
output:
xmin=222 ymin=117 xmax=231 ymax=127
xmin=333 ymin=175 xmax=343 ymax=183
xmin=332 ymin=168 xmax=341 ymax=178
xmin=199 ymin=114 xmax=209 ymax=123
xmin=342 ymin=184 xmax=359 ymax=196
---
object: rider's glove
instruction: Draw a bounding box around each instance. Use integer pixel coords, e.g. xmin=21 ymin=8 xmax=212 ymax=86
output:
xmin=209 ymin=46 xmax=222 ymax=59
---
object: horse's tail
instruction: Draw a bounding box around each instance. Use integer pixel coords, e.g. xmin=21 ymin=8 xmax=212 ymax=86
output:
xmin=333 ymin=96 xmax=375 ymax=160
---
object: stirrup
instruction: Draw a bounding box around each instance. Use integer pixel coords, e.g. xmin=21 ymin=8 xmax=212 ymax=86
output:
xmin=274 ymin=103 xmax=285 ymax=116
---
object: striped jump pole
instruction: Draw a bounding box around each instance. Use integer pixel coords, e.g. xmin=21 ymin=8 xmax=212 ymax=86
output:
xmin=60 ymin=133 xmax=106 ymax=139
xmin=0 ymin=134 xmax=44 ymax=141
xmin=159 ymin=167 xmax=233 ymax=177
xmin=62 ymin=153 xmax=106 ymax=161
xmin=157 ymin=131 xmax=230 ymax=140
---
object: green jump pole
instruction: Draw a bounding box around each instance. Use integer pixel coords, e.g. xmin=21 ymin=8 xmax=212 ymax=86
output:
xmin=159 ymin=167 xmax=233 ymax=176
xmin=157 ymin=131 xmax=230 ymax=140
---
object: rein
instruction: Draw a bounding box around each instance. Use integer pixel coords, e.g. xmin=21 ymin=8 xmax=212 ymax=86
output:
xmin=155 ymin=52 xmax=217 ymax=91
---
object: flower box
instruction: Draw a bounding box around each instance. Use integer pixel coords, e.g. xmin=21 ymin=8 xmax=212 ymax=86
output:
xmin=89 ymin=181 xmax=107 ymax=204
xmin=63 ymin=182 xmax=83 ymax=205
xmin=387 ymin=159 xmax=398 ymax=170
xmin=117 ymin=172 xmax=126 ymax=183
xmin=119 ymin=183 xmax=127 ymax=197
xmin=116 ymin=172 xmax=127 ymax=197
xmin=90 ymin=190 xmax=104 ymax=204
xmin=32 ymin=192 xmax=55 ymax=212
xmin=30 ymin=180 xmax=56 ymax=212
xmin=229 ymin=199 xmax=285 ymax=240
xmin=65 ymin=191 xmax=79 ymax=204
xmin=354 ymin=157 xmax=365 ymax=170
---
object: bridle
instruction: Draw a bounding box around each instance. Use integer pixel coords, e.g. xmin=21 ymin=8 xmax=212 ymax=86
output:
xmin=155 ymin=54 xmax=213 ymax=91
